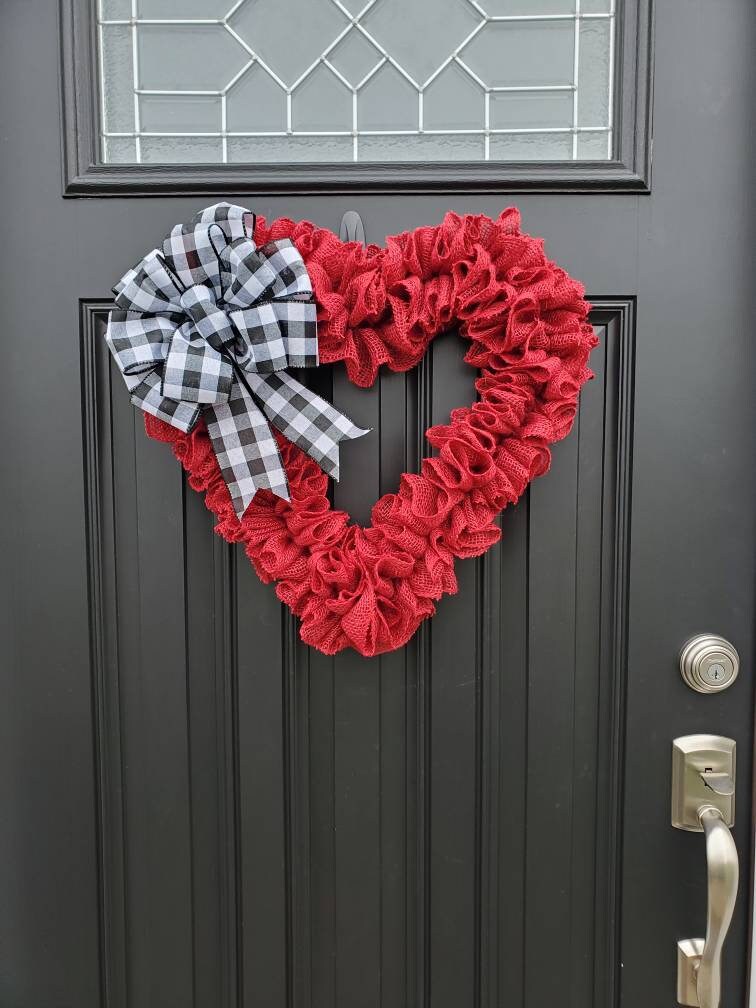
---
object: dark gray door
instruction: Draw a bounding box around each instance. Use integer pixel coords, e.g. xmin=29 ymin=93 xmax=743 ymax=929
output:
xmin=1 ymin=2 xmax=755 ymax=1007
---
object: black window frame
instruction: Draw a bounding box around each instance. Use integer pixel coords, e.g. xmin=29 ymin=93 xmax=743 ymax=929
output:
xmin=60 ymin=0 xmax=653 ymax=196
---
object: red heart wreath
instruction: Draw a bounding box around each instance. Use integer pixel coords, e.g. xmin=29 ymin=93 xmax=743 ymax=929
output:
xmin=144 ymin=209 xmax=596 ymax=657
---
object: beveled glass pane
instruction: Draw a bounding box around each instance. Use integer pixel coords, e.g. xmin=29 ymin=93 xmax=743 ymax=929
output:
xmin=485 ymin=0 xmax=575 ymax=12
xmin=100 ymin=25 xmax=135 ymax=133
xmin=140 ymin=136 xmax=223 ymax=161
xmin=423 ymin=63 xmax=484 ymax=130
xmin=137 ymin=25 xmax=247 ymax=90
xmin=329 ymin=30 xmax=383 ymax=87
xmin=581 ymin=0 xmax=613 ymax=12
xmin=103 ymin=136 xmax=137 ymax=162
xmin=358 ymin=134 xmax=484 ymax=161
xmin=97 ymin=0 xmax=617 ymax=164
xmin=463 ymin=21 xmax=575 ymax=87
xmin=100 ymin=0 xmax=132 ymax=19
xmin=138 ymin=0 xmax=231 ymax=15
xmin=292 ymin=66 xmax=352 ymax=132
xmin=578 ymin=19 xmax=612 ymax=126
xmin=489 ymin=132 xmax=573 ymax=160
xmin=226 ymin=64 xmax=286 ymax=132
xmin=358 ymin=64 xmax=417 ymax=131
xmin=229 ymin=0 xmax=348 ymax=86
xmin=227 ymin=136 xmax=354 ymax=162
xmin=576 ymin=131 xmax=611 ymax=158
xmin=490 ymin=90 xmax=573 ymax=130
xmin=361 ymin=0 xmax=480 ymax=85
xmin=140 ymin=94 xmax=221 ymax=132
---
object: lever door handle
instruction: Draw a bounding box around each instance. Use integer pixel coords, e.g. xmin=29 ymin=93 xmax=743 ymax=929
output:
xmin=697 ymin=807 xmax=739 ymax=1008
xmin=678 ymin=806 xmax=739 ymax=1008
xmin=673 ymin=735 xmax=739 ymax=1008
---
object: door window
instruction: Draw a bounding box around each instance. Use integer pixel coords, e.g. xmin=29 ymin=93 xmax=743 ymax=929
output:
xmin=97 ymin=0 xmax=616 ymax=164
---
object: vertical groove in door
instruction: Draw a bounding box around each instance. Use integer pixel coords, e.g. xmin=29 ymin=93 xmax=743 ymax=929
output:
xmin=473 ymin=551 xmax=487 ymax=1008
xmin=478 ymin=526 xmax=503 ymax=1008
xmin=307 ymin=647 xmax=337 ymax=1006
xmin=284 ymin=616 xmax=311 ymax=1008
xmin=82 ymin=303 xmax=128 ymax=1008
xmin=426 ymin=329 xmax=481 ymax=1008
xmin=378 ymin=369 xmax=419 ymax=1008
xmin=413 ymin=349 xmax=434 ymax=1008
xmin=300 ymin=344 xmax=339 ymax=1008
xmin=183 ymin=470 xmax=242 ymax=1008
xmin=594 ymin=306 xmax=634 ymax=1008
xmin=409 ymin=621 xmax=432 ymax=1008
xmin=235 ymin=527 xmax=288 ymax=1007
xmin=492 ymin=487 xmax=531 ymax=1008
xmin=223 ymin=545 xmax=241 ymax=1008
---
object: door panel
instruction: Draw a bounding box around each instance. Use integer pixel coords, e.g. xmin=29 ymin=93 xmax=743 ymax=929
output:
xmin=1 ymin=2 xmax=755 ymax=1008
xmin=79 ymin=301 xmax=632 ymax=1007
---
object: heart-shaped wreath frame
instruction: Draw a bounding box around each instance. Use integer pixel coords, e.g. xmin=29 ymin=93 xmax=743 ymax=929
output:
xmin=145 ymin=209 xmax=597 ymax=657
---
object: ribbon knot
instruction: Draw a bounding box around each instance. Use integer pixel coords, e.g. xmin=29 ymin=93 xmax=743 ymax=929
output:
xmin=105 ymin=202 xmax=369 ymax=517
xmin=179 ymin=285 xmax=236 ymax=348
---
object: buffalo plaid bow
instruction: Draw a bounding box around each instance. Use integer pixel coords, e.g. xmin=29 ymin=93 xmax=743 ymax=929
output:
xmin=105 ymin=203 xmax=368 ymax=518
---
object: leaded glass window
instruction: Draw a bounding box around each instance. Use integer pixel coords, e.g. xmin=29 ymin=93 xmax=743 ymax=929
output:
xmin=97 ymin=0 xmax=616 ymax=164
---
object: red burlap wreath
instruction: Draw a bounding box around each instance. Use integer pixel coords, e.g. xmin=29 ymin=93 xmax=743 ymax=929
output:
xmin=145 ymin=209 xmax=597 ymax=657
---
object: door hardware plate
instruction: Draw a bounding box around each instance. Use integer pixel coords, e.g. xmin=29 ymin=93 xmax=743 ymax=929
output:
xmin=671 ymin=735 xmax=735 ymax=830
xmin=677 ymin=938 xmax=704 ymax=1006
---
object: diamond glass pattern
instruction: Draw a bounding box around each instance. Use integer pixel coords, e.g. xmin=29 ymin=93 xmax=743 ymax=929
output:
xmin=97 ymin=0 xmax=616 ymax=163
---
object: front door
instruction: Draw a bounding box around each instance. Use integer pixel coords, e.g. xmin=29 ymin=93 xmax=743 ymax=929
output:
xmin=2 ymin=2 xmax=754 ymax=1007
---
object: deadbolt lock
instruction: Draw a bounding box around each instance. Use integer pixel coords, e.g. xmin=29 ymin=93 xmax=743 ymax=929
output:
xmin=680 ymin=635 xmax=739 ymax=694
xmin=671 ymin=735 xmax=735 ymax=831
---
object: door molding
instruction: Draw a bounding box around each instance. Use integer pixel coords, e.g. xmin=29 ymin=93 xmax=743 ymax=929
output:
xmin=81 ymin=301 xmax=239 ymax=1006
xmin=81 ymin=298 xmax=634 ymax=1006
xmin=60 ymin=0 xmax=653 ymax=196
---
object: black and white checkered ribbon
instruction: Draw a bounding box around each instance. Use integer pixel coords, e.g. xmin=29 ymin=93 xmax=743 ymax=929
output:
xmin=105 ymin=203 xmax=368 ymax=518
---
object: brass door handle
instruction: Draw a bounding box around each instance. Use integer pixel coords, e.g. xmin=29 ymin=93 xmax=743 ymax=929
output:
xmin=673 ymin=735 xmax=739 ymax=1008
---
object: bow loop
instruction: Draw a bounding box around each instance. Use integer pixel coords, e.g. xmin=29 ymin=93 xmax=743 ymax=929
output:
xmin=260 ymin=239 xmax=314 ymax=299
xmin=219 ymin=238 xmax=314 ymax=309
xmin=105 ymin=202 xmax=368 ymax=518
xmin=114 ymin=249 xmax=184 ymax=314
xmin=219 ymin=239 xmax=280 ymax=308
xmin=106 ymin=311 xmax=177 ymax=378
xmin=160 ymin=204 xmax=255 ymax=297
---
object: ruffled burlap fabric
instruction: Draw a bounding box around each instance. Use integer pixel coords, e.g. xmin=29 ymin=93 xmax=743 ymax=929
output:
xmin=146 ymin=209 xmax=597 ymax=657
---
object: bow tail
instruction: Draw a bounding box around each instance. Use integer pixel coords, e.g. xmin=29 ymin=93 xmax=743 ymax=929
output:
xmin=246 ymin=371 xmax=370 ymax=482
xmin=205 ymin=379 xmax=291 ymax=518
xmin=129 ymin=370 xmax=202 ymax=433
